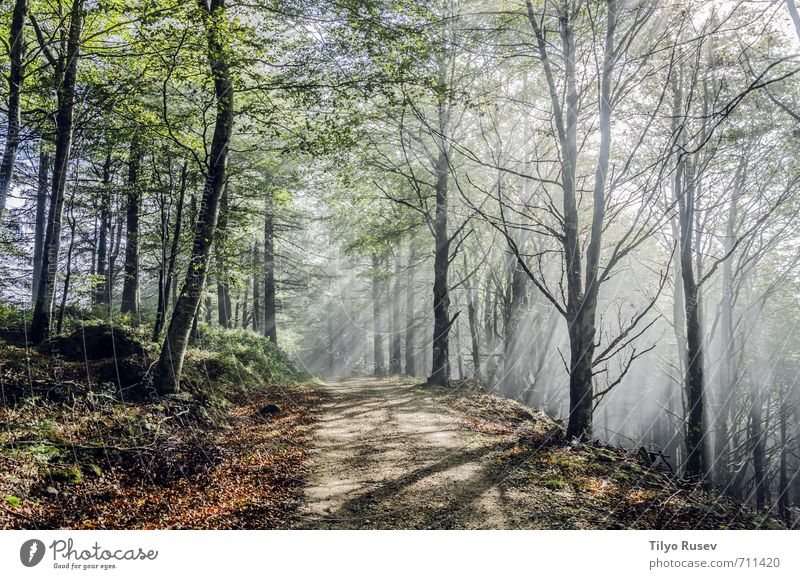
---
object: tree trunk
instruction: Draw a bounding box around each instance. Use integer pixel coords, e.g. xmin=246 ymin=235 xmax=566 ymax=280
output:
xmin=108 ymin=198 xmax=124 ymax=306
xmin=502 ymin=258 xmax=526 ymax=393
xmin=390 ymin=249 xmax=402 ymax=374
xmin=552 ymin=0 xmax=585 ymax=438
xmin=750 ymin=383 xmax=767 ymax=509
xmin=121 ymin=136 xmax=144 ymax=314
xmin=778 ymin=396 xmax=790 ymax=522
xmin=93 ymin=154 xmax=113 ymax=307
xmin=30 ymin=0 xmax=83 ymax=343
xmin=463 ymin=253 xmax=482 ymax=383
xmin=153 ymin=161 xmax=187 ymax=341
xmin=454 ymin=304 xmax=464 ymax=380
xmin=427 ymin=50 xmax=453 ymax=387
xmin=482 ymin=271 xmax=496 ymax=383
xmin=153 ymin=0 xmax=234 ymax=393
xmin=526 ymin=0 xmax=613 ymax=439
xmin=154 ymin=193 xmax=168 ymax=342
xmin=714 ymin=162 xmax=743 ymax=485
xmin=216 ymin=185 xmax=231 ymax=328
xmin=327 ymin=314 xmax=336 ymax=375
xmin=32 ymin=150 xmax=49 ymax=302
xmin=0 ymin=0 xmax=27 ymax=219
xmin=252 ymin=243 xmax=261 ymax=332
xmin=679 ymin=157 xmax=707 ymax=481
xmin=205 ymin=293 xmax=213 ymax=324
xmin=428 ymin=145 xmax=451 ymax=386
xmin=372 ymin=254 xmax=385 ymax=377
xmin=263 ymin=189 xmax=277 ymax=343
xmin=241 ymin=272 xmax=249 ymax=329
xmin=404 ymin=242 xmax=416 ymax=376
xmin=56 ymin=197 xmax=77 ymax=335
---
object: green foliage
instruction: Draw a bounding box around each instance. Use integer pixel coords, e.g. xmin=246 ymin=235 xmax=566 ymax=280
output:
xmin=0 ymin=302 xmax=28 ymax=330
xmin=4 ymin=495 xmax=21 ymax=507
xmin=192 ymin=324 xmax=316 ymax=388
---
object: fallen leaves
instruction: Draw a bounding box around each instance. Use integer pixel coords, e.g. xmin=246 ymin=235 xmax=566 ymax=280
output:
xmin=0 ymin=385 xmax=322 ymax=530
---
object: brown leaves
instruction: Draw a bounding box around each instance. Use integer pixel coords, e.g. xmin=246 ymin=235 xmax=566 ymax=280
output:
xmin=0 ymin=385 xmax=320 ymax=530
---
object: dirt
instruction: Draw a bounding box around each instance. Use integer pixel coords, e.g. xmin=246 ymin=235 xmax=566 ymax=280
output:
xmin=292 ymin=377 xmax=552 ymax=529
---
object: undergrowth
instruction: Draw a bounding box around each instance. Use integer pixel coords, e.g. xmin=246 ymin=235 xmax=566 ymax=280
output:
xmin=0 ymin=306 xmax=321 ymax=529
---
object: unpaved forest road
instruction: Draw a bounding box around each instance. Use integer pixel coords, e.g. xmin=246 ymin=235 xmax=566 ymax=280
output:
xmin=292 ymin=377 xmax=532 ymax=529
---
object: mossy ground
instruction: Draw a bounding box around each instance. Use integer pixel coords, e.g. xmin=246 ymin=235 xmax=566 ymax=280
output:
xmin=444 ymin=387 xmax=783 ymax=530
xmin=0 ymin=316 xmax=320 ymax=529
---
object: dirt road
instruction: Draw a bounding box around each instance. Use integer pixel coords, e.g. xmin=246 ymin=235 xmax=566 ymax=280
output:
xmin=292 ymin=377 xmax=533 ymax=529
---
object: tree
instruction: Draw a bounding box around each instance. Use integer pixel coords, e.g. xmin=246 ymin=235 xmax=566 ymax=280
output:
xmin=30 ymin=0 xmax=85 ymax=343
xmin=0 ymin=0 xmax=27 ymax=219
xmin=121 ymin=134 xmax=144 ymax=314
xmin=152 ymin=0 xmax=235 ymax=394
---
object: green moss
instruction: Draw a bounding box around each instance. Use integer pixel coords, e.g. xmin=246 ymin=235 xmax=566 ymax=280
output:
xmin=542 ymin=476 xmax=568 ymax=490
xmin=591 ymin=448 xmax=617 ymax=462
xmin=4 ymin=495 xmax=21 ymax=507
xmin=47 ymin=466 xmax=84 ymax=485
xmin=84 ymin=463 xmax=103 ymax=477
xmin=613 ymin=471 xmax=632 ymax=483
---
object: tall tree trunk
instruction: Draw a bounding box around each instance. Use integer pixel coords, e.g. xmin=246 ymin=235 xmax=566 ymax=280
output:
xmin=427 ymin=50 xmax=453 ymax=387
xmin=463 ymin=253 xmax=482 ymax=383
xmin=525 ymin=0 xmax=616 ymax=439
xmin=429 ymin=147 xmax=451 ymax=386
xmin=548 ymin=0 xmax=584 ymax=436
xmin=187 ymin=192 xmax=200 ymax=343
xmin=714 ymin=162 xmax=743 ymax=485
xmin=205 ymin=293 xmax=213 ymax=324
xmin=679 ymin=157 xmax=707 ymax=481
xmin=121 ymin=136 xmax=144 ymax=314
xmin=154 ymin=185 xmax=168 ymax=342
xmin=404 ymin=242 xmax=416 ymax=376
xmin=750 ymin=382 xmax=767 ymax=509
xmin=94 ymin=154 xmax=113 ymax=307
xmin=372 ymin=254 xmax=385 ymax=377
xmin=153 ymin=0 xmax=234 ymax=393
xmin=327 ymin=314 xmax=336 ymax=375
xmin=502 ymin=258 xmax=526 ymax=393
xmin=108 ymin=199 xmax=124 ymax=306
xmin=566 ymin=0 xmax=616 ymax=440
xmin=778 ymin=395 xmax=790 ymax=522
xmin=30 ymin=0 xmax=84 ymax=343
xmin=454 ymin=306 xmax=464 ymax=380
xmin=0 ymin=0 xmax=27 ymax=218
xmin=56 ymin=197 xmax=77 ymax=335
xmin=252 ymin=243 xmax=261 ymax=332
xmin=216 ymin=184 xmax=231 ymax=328
xmin=241 ymin=271 xmax=249 ymax=329
xmin=263 ymin=189 xmax=277 ymax=343
xmin=153 ymin=161 xmax=187 ymax=341
xmin=482 ymin=271 xmax=496 ymax=383
xmin=32 ymin=149 xmax=49 ymax=302
xmin=390 ymin=249 xmax=402 ymax=374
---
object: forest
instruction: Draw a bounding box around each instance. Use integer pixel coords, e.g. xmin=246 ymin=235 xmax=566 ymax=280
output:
xmin=1 ymin=0 xmax=800 ymax=530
